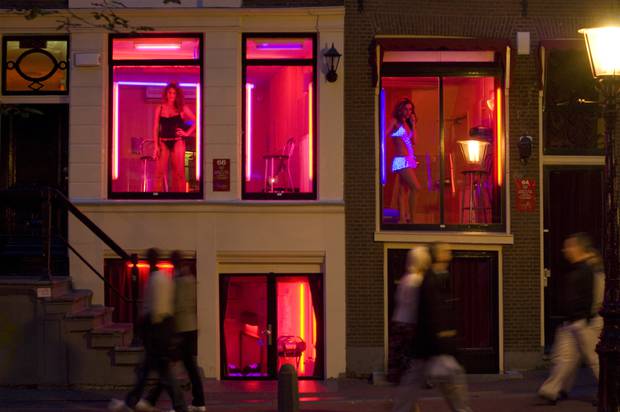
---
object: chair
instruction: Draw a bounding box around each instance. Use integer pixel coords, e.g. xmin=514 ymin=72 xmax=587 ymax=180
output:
xmin=131 ymin=137 xmax=159 ymax=192
xmin=263 ymin=138 xmax=295 ymax=193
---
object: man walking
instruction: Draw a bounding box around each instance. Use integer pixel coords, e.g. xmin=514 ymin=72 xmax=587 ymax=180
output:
xmin=538 ymin=233 xmax=599 ymax=405
xmin=416 ymin=242 xmax=472 ymax=412
xmin=139 ymin=251 xmax=206 ymax=412
xmin=109 ymin=248 xmax=187 ymax=412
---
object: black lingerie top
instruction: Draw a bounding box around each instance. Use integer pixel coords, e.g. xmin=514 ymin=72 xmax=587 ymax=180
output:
xmin=159 ymin=111 xmax=184 ymax=138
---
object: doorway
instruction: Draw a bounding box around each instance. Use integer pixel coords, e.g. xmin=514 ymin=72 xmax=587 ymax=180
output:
xmin=0 ymin=104 xmax=69 ymax=275
xmin=543 ymin=166 xmax=604 ymax=350
xmin=219 ymin=274 xmax=324 ymax=379
xmin=387 ymin=248 xmax=499 ymax=373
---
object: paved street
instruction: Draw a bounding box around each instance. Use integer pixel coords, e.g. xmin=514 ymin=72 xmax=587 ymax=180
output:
xmin=0 ymin=369 xmax=598 ymax=412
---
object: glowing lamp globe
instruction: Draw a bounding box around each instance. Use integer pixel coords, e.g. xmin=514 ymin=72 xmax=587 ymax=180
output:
xmin=457 ymin=139 xmax=489 ymax=166
xmin=578 ymin=26 xmax=620 ymax=78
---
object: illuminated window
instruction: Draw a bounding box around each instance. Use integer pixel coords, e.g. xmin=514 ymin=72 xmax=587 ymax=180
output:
xmin=109 ymin=34 xmax=202 ymax=199
xmin=380 ymin=51 xmax=505 ymax=230
xmin=2 ymin=36 xmax=69 ymax=95
xmin=242 ymin=35 xmax=317 ymax=200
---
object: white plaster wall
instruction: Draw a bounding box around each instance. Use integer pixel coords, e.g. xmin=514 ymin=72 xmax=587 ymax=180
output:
xmin=0 ymin=5 xmax=345 ymax=379
xmin=73 ymin=204 xmax=346 ymax=378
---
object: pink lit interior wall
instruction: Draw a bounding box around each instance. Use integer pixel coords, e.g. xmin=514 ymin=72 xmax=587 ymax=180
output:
xmin=111 ymin=66 xmax=200 ymax=193
xmin=381 ymin=76 xmax=497 ymax=224
xmin=245 ymin=66 xmax=313 ymax=193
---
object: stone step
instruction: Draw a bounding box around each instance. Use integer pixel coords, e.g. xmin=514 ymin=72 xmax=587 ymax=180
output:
xmin=89 ymin=323 xmax=134 ymax=348
xmin=44 ymin=289 xmax=92 ymax=315
xmin=65 ymin=305 xmax=114 ymax=332
xmin=113 ymin=345 xmax=145 ymax=366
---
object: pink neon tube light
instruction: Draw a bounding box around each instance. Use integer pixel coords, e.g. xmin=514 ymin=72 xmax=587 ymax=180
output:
xmin=308 ymin=83 xmax=313 ymax=182
xmin=135 ymin=44 xmax=181 ymax=50
xmin=245 ymin=83 xmax=254 ymax=182
xmin=112 ymin=83 xmax=119 ymax=180
xmin=195 ymin=85 xmax=201 ymax=180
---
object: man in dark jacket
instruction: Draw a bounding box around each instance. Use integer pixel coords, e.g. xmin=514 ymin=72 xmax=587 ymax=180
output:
xmin=538 ymin=233 xmax=599 ymax=404
xmin=415 ymin=243 xmax=472 ymax=412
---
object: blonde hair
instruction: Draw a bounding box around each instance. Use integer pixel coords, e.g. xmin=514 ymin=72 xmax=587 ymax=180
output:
xmin=406 ymin=246 xmax=431 ymax=275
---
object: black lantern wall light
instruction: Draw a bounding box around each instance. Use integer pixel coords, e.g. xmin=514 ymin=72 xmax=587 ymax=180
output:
xmin=323 ymin=43 xmax=341 ymax=83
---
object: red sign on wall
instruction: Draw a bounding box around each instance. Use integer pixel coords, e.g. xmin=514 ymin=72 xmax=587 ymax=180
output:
xmin=515 ymin=177 xmax=537 ymax=212
xmin=213 ymin=159 xmax=230 ymax=192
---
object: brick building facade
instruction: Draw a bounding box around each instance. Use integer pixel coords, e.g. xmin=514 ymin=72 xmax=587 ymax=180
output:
xmin=344 ymin=0 xmax=614 ymax=376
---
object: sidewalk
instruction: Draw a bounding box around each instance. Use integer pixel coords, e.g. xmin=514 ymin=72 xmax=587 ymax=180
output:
xmin=0 ymin=369 xmax=598 ymax=412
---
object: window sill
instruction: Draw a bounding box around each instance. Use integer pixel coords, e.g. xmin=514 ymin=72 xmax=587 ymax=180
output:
xmin=374 ymin=231 xmax=514 ymax=245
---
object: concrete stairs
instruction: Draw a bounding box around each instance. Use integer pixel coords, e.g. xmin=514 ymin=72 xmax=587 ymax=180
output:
xmin=0 ymin=277 xmax=145 ymax=388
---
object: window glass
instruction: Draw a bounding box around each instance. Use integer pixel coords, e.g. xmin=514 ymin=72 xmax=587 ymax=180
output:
xmin=381 ymin=74 xmax=503 ymax=229
xmin=246 ymin=37 xmax=313 ymax=60
xmin=112 ymin=37 xmax=200 ymax=60
xmin=2 ymin=37 xmax=68 ymax=94
xmin=243 ymin=35 xmax=316 ymax=199
xmin=544 ymin=48 xmax=603 ymax=155
xmin=109 ymin=35 xmax=202 ymax=198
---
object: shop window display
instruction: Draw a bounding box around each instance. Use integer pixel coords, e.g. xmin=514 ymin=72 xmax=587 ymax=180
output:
xmin=380 ymin=74 xmax=504 ymax=229
xmin=242 ymin=35 xmax=317 ymax=199
xmin=109 ymin=35 xmax=202 ymax=198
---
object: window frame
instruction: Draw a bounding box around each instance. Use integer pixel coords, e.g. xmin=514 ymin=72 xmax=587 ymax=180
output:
xmin=241 ymin=32 xmax=318 ymax=200
xmin=2 ymin=35 xmax=70 ymax=96
xmin=107 ymin=32 xmax=204 ymax=200
xmin=379 ymin=62 xmax=507 ymax=232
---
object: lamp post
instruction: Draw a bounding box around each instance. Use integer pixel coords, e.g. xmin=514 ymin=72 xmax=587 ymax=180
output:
xmin=579 ymin=25 xmax=620 ymax=411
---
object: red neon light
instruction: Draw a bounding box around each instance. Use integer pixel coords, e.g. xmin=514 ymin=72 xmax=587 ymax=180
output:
xmin=308 ymin=84 xmax=313 ymax=181
xmin=245 ymin=84 xmax=254 ymax=182
xmin=126 ymin=263 xmax=174 ymax=269
xmin=496 ymin=88 xmax=503 ymax=186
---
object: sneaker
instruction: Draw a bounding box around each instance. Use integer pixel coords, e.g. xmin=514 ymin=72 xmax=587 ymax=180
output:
xmin=135 ymin=399 xmax=157 ymax=412
xmin=108 ymin=399 xmax=133 ymax=412
xmin=537 ymin=393 xmax=557 ymax=406
xmin=188 ymin=406 xmax=207 ymax=412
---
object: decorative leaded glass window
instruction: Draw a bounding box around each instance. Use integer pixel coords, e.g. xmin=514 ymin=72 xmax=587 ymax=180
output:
xmin=2 ymin=36 xmax=69 ymax=95
xmin=543 ymin=46 xmax=604 ymax=155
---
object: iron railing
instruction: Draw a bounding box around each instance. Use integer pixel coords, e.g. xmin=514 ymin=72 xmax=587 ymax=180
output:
xmin=0 ymin=185 xmax=141 ymax=345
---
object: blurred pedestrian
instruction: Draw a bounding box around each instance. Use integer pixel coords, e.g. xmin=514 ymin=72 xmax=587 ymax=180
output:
xmin=538 ymin=233 xmax=599 ymax=405
xmin=390 ymin=246 xmax=431 ymax=412
xmin=109 ymin=248 xmax=187 ymax=412
xmin=139 ymin=251 xmax=206 ymax=412
xmin=416 ymin=242 xmax=472 ymax=412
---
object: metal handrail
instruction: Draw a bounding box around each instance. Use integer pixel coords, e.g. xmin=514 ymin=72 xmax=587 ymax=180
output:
xmin=0 ymin=185 xmax=141 ymax=345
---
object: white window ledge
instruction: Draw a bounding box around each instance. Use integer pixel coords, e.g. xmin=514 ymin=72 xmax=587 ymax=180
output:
xmin=374 ymin=231 xmax=514 ymax=245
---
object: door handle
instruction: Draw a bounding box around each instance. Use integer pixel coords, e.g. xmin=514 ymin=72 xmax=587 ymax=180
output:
xmin=263 ymin=324 xmax=273 ymax=345
xmin=543 ymin=268 xmax=551 ymax=287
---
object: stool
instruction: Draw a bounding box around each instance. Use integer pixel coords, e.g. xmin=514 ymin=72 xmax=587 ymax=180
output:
xmin=460 ymin=169 xmax=492 ymax=224
xmin=263 ymin=154 xmax=293 ymax=193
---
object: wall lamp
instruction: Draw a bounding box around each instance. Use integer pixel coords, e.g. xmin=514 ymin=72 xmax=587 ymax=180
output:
xmin=518 ymin=135 xmax=533 ymax=164
xmin=323 ymin=43 xmax=341 ymax=83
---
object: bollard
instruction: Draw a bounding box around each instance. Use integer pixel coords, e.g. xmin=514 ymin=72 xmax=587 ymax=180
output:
xmin=277 ymin=364 xmax=299 ymax=412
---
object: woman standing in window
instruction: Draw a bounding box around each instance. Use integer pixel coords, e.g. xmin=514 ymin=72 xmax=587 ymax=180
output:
xmin=153 ymin=83 xmax=196 ymax=192
xmin=390 ymin=98 xmax=421 ymax=223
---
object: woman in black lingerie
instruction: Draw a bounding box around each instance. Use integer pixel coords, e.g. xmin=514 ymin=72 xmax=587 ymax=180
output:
xmin=153 ymin=83 xmax=196 ymax=192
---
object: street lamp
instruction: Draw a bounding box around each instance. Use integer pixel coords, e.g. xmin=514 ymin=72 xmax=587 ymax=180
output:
xmin=579 ymin=25 xmax=620 ymax=411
